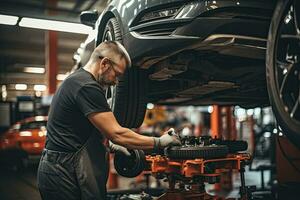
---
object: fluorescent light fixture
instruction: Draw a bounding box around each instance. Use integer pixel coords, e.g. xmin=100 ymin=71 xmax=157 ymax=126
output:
xmin=24 ymin=67 xmax=45 ymax=74
xmin=56 ymin=73 xmax=68 ymax=81
xmin=1 ymin=85 xmax=7 ymax=100
xmin=15 ymin=84 xmax=27 ymax=90
xmin=1 ymin=85 xmax=6 ymax=92
xmin=34 ymin=84 xmax=46 ymax=91
xmin=19 ymin=17 xmax=92 ymax=34
xmin=0 ymin=14 xmax=18 ymax=25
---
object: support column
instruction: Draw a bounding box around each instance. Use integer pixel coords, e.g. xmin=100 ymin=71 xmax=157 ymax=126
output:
xmin=45 ymin=0 xmax=58 ymax=95
xmin=45 ymin=30 xmax=58 ymax=94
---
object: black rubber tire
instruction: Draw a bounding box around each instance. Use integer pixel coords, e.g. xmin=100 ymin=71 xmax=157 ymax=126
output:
xmin=165 ymin=145 xmax=229 ymax=159
xmin=114 ymin=149 xmax=146 ymax=178
xmin=101 ymin=18 xmax=147 ymax=128
xmin=213 ymin=140 xmax=248 ymax=153
xmin=266 ymin=0 xmax=300 ymax=147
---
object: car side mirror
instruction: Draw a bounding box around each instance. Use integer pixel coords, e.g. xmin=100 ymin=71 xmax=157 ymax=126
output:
xmin=80 ymin=10 xmax=99 ymax=27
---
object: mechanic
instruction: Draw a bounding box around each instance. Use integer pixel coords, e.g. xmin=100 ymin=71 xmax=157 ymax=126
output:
xmin=37 ymin=41 xmax=181 ymax=200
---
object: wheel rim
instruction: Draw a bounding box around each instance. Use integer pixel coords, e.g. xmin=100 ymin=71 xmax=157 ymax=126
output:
xmin=105 ymin=84 xmax=116 ymax=110
xmin=102 ymin=25 xmax=117 ymax=109
xmin=103 ymin=28 xmax=113 ymax=41
xmin=274 ymin=0 xmax=300 ymax=123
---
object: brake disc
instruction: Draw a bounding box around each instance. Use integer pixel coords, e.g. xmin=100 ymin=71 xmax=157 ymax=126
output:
xmin=114 ymin=149 xmax=146 ymax=178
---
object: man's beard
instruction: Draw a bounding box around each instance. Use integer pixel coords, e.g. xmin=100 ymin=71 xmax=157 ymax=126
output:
xmin=97 ymin=73 xmax=117 ymax=88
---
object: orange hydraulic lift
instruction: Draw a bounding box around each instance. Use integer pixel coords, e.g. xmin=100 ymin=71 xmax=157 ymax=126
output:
xmin=145 ymin=152 xmax=251 ymax=200
xmin=211 ymin=106 xmax=236 ymax=140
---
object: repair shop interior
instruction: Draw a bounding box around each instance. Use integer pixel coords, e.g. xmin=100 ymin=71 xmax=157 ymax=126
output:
xmin=0 ymin=0 xmax=300 ymax=200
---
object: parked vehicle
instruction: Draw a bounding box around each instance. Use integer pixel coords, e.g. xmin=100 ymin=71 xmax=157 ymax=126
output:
xmin=0 ymin=116 xmax=47 ymax=168
xmin=77 ymin=0 xmax=300 ymax=147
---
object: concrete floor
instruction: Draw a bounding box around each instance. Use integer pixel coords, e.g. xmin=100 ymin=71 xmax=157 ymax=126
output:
xmin=0 ymin=164 xmax=41 ymax=200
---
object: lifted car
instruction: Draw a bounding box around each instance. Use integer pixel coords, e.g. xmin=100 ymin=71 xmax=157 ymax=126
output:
xmin=77 ymin=0 xmax=300 ymax=147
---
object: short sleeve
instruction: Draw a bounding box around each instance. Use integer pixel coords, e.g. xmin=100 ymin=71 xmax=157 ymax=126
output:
xmin=75 ymin=84 xmax=111 ymax=117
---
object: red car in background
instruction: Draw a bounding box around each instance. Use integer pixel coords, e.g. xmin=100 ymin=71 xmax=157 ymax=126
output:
xmin=0 ymin=116 xmax=47 ymax=169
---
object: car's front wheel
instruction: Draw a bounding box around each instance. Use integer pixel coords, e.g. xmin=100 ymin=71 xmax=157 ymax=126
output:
xmin=266 ymin=0 xmax=300 ymax=147
xmin=101 ymin=18 xmax=148 ymax=128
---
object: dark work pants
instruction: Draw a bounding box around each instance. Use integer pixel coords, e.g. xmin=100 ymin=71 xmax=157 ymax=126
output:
xmin=37 ymin=149 xmax=80 ymax=200
xmin=37 ymin=133 xmax=109 ymax=200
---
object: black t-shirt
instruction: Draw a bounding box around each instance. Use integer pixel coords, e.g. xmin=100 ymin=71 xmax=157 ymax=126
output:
xmin=45 ymin=68 xmax=111 ymax=152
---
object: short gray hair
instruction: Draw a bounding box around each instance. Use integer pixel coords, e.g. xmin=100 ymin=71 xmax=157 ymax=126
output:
xmin=90 ymin=41 xmax=132 ymax=68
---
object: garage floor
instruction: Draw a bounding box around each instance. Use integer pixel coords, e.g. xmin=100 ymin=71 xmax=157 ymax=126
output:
xmin=0 ymin=164 xmax=41 ymax=200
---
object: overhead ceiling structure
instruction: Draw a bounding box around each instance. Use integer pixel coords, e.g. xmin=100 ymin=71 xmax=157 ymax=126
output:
xmin=0 ymin=0 xmax=108 ymax=100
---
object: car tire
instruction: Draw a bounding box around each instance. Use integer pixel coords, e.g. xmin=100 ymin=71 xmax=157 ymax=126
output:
xmin=266 ymin=0 xmax=300 ymax=147
xmin=165 ymin=145 xmax=229 ymax=159
xmin=101 ymin=17 xmax=147 ymax=128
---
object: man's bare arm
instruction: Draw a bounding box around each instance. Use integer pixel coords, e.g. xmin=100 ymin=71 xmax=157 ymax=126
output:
xmin=88 ymin=111 xmax=154 ymax=150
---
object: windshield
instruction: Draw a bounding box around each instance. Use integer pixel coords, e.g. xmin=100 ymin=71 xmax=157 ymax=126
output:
xmin=20 ymin=121 xmax=47 ymax=131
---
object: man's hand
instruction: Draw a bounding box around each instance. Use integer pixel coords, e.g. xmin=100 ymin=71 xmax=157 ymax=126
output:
xmin=153 ymin=128 xmax=181 ymax=150
xmin=109 ymin=141 xmax=131 ymax=156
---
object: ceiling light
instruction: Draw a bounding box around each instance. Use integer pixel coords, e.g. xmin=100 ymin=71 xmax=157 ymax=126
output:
xmin=2 ymin=85 xmax=7 ymax=100
xmin=24 ymin=67 xmax=45 ymax=74
xmin=0 ymin=14 xmax=18 ymax=25
xmin=19 ymin=17 xmax=92 ymax=34
xmin=15 ymin=84 xmax=27 ymax=90
xmin=34 ymin=84 xmax=46 ymax=91
xmin=1 ymin=85 xmax=6 ymax=92
xmin=56 ymin=74 xmax=69 ymax=81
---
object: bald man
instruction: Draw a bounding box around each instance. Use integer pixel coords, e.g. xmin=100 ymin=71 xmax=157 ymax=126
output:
xmin=37 ymin=41 xmax=181 ymax=200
